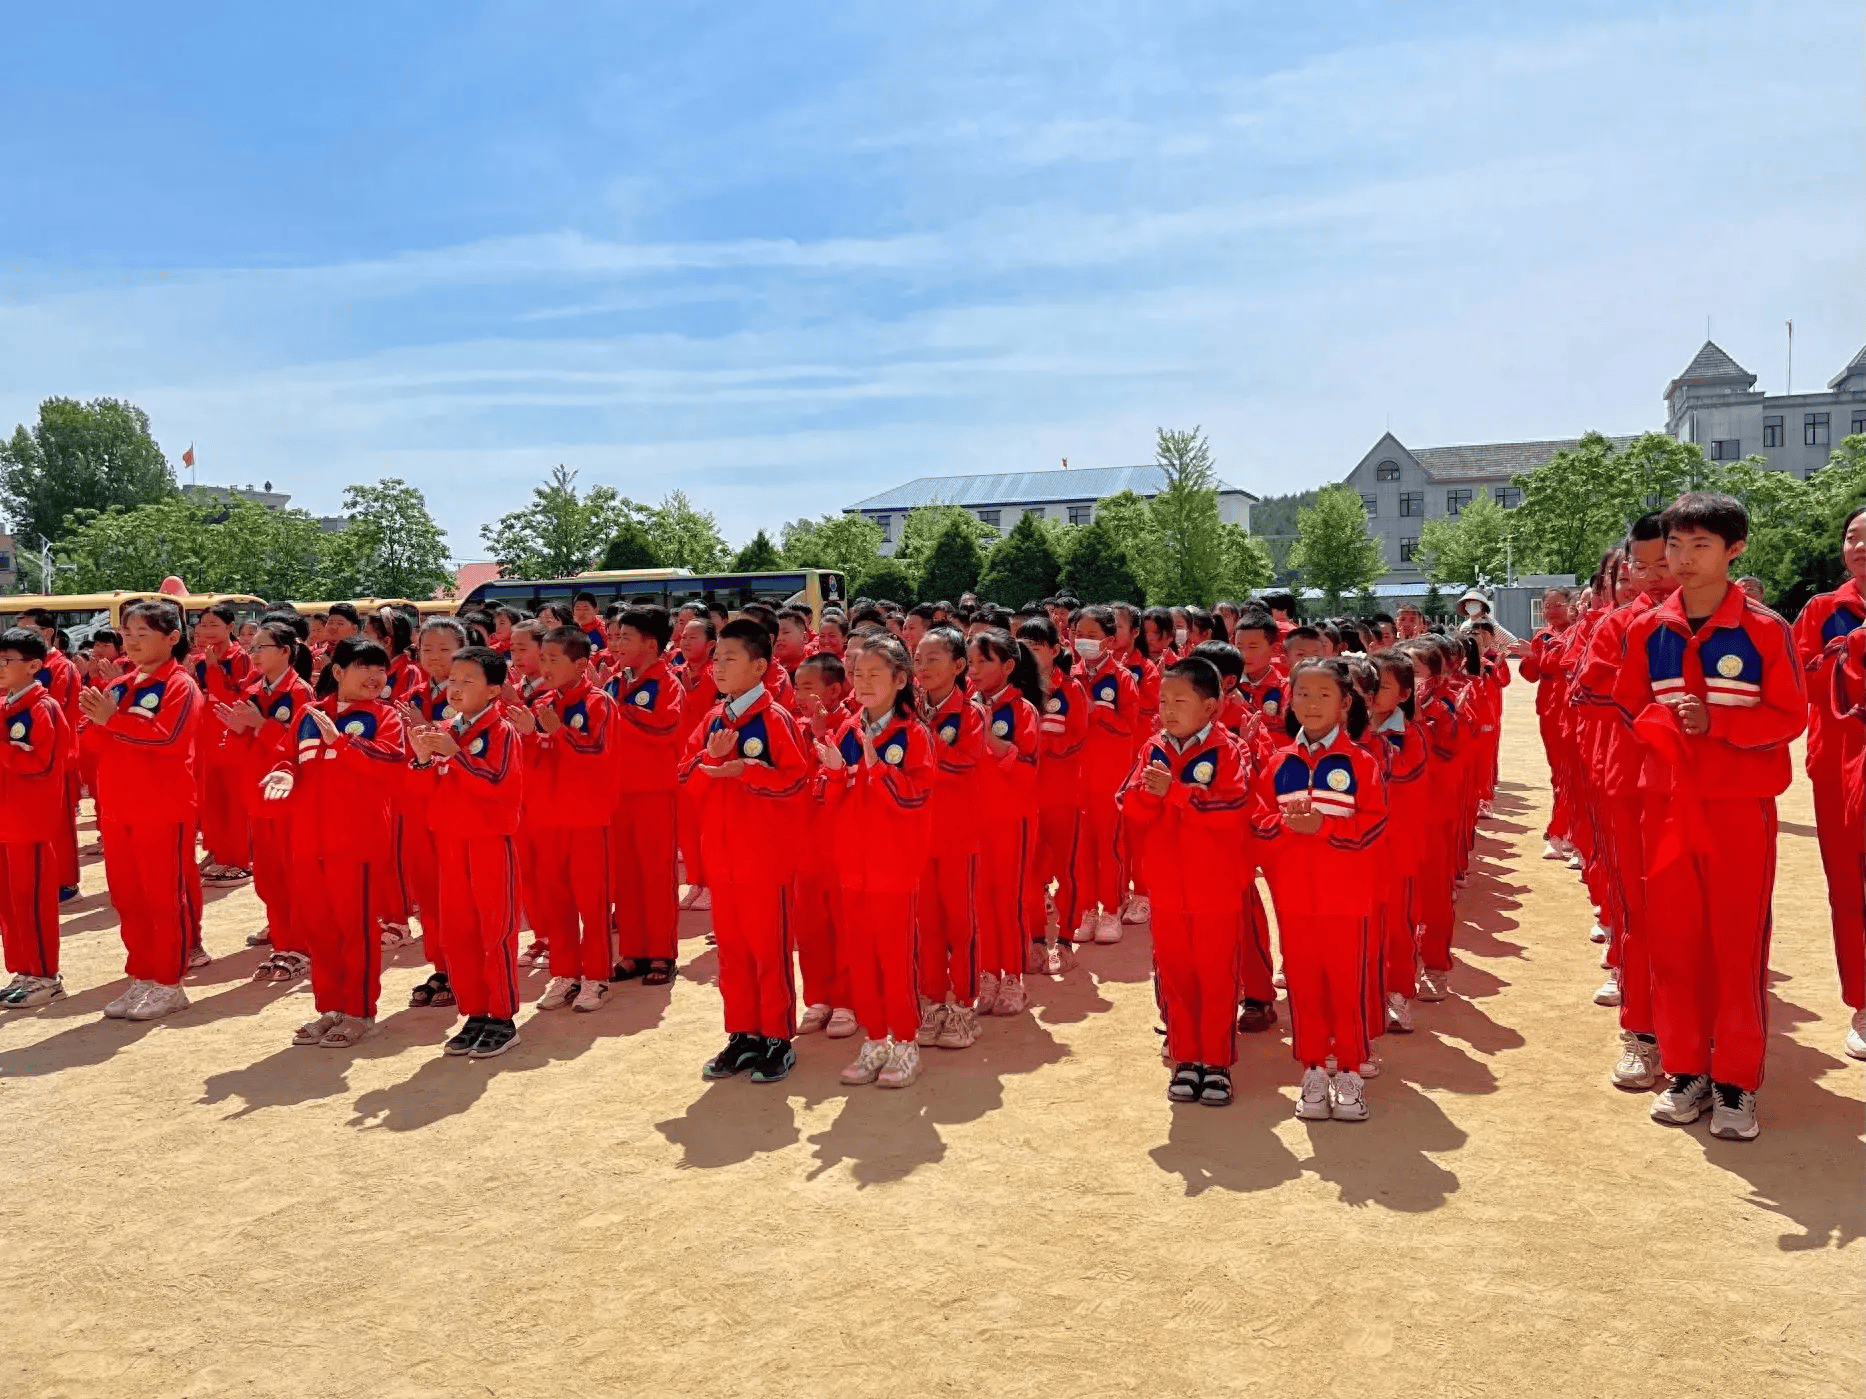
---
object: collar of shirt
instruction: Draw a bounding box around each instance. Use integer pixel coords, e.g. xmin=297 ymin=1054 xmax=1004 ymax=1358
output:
xmin=724 ymin=683 xmax=766 ymax=722
xmin=1298 ymin=725 xmax=1340 ymax=754
xmin=863 ymin=709 xmax=894 ymax=741
xmin=978 ymin=685 xmax=1012 ymax=709
xmin=1378 ymin=710 xmax=1405 ymax=734
xmin=1163 ymin=722 xmax=1213 ymax=754
xmin=1657 ymin=579 xmax=1747 ymax=635
xmin=452 ymin=703 xmax=493 ymax=734
xmin=1243 ymin=663 xmax=1279 ymax=688
xmin=6 ymin=682 xmax=40 ymax=707
xmin=923 ymin=683 xmax=959 ymax=714
xmin=261 ymin=669 xmax=293 ymax=694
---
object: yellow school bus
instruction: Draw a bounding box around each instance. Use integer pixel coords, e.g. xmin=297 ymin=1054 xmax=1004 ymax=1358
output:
xmin=457 ymin=568 xmax=847 ymax=625
xmin=0 ymin=592 xmax=268 ymax=644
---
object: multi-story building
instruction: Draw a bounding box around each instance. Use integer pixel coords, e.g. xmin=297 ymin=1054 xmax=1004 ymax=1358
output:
xmin=183 ymin=482 xmax=349 ymax=532
xmin=1664 ymin=340 xmax=1866 ymax=478
xmin=848 ymin=465 xmax=1257 ymax=557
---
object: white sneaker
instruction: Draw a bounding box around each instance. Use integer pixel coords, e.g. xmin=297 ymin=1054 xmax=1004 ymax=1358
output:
xmin=935 ymin=1004 xmax=979 ymax=1049
xmin=517 ymin=939 xmax=550 ymax=968
xmin=1541 ymin=841 xmax=1566 ymax=861
xmin=1023 ymin=940 xmax=1049 ymax=974
xmin=825 ymin=1006 xmax=860 ymax=1038
xmin=975 ymin=972 xmax=1000 ymax=1016
xmin=840 ymin=1037 xmax=891 ymax=1085
xmin=1566 ymin=853 xmax=1585 ymax=871
xmin=916 ymin=1000 xmax=948 ymax=1047
xmin=1416 ymin=966 xmax=1448 ymax=1002
xmin=1611 ymin=1031 xmax=1662 ymax=1089
xmin=1294 ymin=1066 xmax=1333 ymax=1120
xmin=104 ymin=979 xmax=151 ymax=1018
xmin=1709 ymin=1084 xmax=1760 ymax=1141
xmin=797 ymin=1002 xmax=832 ymax=1035
xmin=1 ymin=974 xmax=64 ymax=1008
xmin=1589 ymin=922 xmax=1610 ymax=944
xmin=993 ymin=975 xmax=1028 ymax=1015
xmin=1845 ymin=1009 xmax=1866 ymax=1061
xmin=0 ymin=973 xmax=26 ymax=1000
xmin=1651 ymin=1073 xmax=1712 ymax=1125
xmin=1272 ymin=968 xmax=1287 ymax=990
xmin=1121 ymin=895 xmax=1152 ymax=925
xmin=1594 ymin=968 xmax=1622 ymax=1007
xmin=1045 ymin=941 xmax=1076 ymax=975
xmin=1385 ymin=992 xmax=1413 ymax=1033
xmin=1093 ymin=911 xmax=1123 ymax=944
xmin=1357 ymin=1051 xmax=1383 ymax=1079
xmin=877 ymin=1038 xmax=921 ymax=1088
xmin=536 ymin=975 xmax=578 ymax=1010
xmin=1330 ymin=1070 xmax=1369 ymax=1121
xmin=1070 ymin=914 xmax=1097 ymax=944
xmin=572 ymin=978 xmax=609 ymax=1013
xmin=125 ymin=982 xmax=189 ymax=1021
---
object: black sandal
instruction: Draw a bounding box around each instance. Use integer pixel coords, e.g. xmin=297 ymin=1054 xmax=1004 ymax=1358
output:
xmin=611 ymin=959 xmax=646 ymax=982
xmin=1168 ymin=1062 xmax=1202 ymax=1102
xmin=642 ymin=959 xmax=676 ymax=987
xmin=1198 ymin=1066 xmax=1234 ymax=1107
xmin=409 ymin=973 xmax=454 ymax=1008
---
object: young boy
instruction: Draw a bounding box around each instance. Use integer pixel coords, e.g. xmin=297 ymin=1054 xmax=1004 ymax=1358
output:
xmin=774 ymin=608 xmax=814 ymax=679
xmin=603 ymin=606 xmax=684 ymax=986
xmin=411 ymin=647 xmax=526 ymax=1059
xmin=191 ymin=602 xmax=256 ymax=886
xmin=674 ymin=616 xmax=718 ymax=913
xmin=572 ymin=592 xmax=607 ymax=653
xmin=1613 ymin=493 xmax=1805 ymax=1140
xmin=679 ymin=618 xmax=809 ymax=1082
xmin=0 ymin=629 xmax=72 ymax=1006
xmin=791 ymin=651 xmax=854 ymax=1035
xmin=22 ymin=608 xmax=82 ymax=899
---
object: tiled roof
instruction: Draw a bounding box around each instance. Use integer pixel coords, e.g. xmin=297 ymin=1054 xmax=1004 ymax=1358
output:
xmin=1828 ymin=344 xmax=1866 ymax=390
xmin=445 ymin=561 xmax=500 ymax=600
xmin=1665 ymin=340 xmax=1757 ymax=399
xmin=1410 ymin=436 xmax=1643 ymax=482
xmin=848 ymin=465 xmax=1256 ymax=512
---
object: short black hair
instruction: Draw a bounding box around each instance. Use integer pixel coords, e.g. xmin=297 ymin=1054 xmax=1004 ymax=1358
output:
xmin=1260 ymin=591 xmax=1299 ymax=619
xmin=1659 ymin=491 xmax=1749 ymax=546
xmin=907 ymin=603 xmax=936 ymax=623
xmin=574 ymin=590 xmax=599 ymax=608
xmin=1162 ymin=656 xmax=1222 ymax=702
xmin=1234 ymin=609 xmax=1279 ymax=644
xmin=0 ymin=627 xmax=48 ymax=664
xmin=1190 ymin=639 xmax=1243 ymax=683
xmin=201 ymin=602 xmax=237 ymax=626
xmin=799 ymin=652 xmax=846 ymax=686
xmin=619 ymin=604 xmax=672 ymax=651
xmin=92 ymin=626 xmax=123 ymax=648
xmin=542 ymin=625 xmax=592 ymax=661
xmin=330 ymin=636 xmax=390 ymax=671
xmin=328 ymin=602 xmax=362 ymax=627
xmin=1627 ymin=510 xmax=1665 ymax=545
xmin=718 ymin=616 xmax=772 ymax=663
xmin=455 ymin=645 xmax=508 ymax=686
xmin=21 ymin=608 xmax=55 ymax=631
xmin=1286 ymin=625 xmax=1323 ymax=645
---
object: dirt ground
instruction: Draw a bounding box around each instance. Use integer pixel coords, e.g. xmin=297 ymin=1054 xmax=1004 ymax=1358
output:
xmin=0 ymin=680 xmax=1859 ymax=1399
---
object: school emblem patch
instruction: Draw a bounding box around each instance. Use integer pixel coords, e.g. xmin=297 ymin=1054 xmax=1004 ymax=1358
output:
xmin=1191 ymin=760 xmax=1214 ymax=784
xmin=634 ymin=690 xmax=651 ymax=706
xmin=1716 ymin=653 xmax=1743 ymax=678
xmin=1262 ymin=699 xmax=1280 ymax=716
xmin=271 ymin=702 xmax=292 ymax=721
xmin=440 ymin=705 xmax=455 ymax=720
xmin=742 ymin=736 xmax=765 ymax=758
xmin=469 ymin=736 xmax=486 ymax=757
xmin=139 ymin=692 xmax=160 ymax=710
xmin=991 ymin=719 xmax=1009 ymax=738
xmin=938 ymin=716 xmax=960 ymax=745
xmin=1045 ymin=696 xmax=1061 ymax=713
xmin=570 ymin=712 xmax=586 ymax=729
xmin=343 ymin=719 xmax=367 ymax=737
xmin=7 ymin=721 xmax=23 ymax=740
xmin=1326 ymin=767 xmax=1351 ymax=791
xmin=884 ymin=743 xmax=904 ymax=765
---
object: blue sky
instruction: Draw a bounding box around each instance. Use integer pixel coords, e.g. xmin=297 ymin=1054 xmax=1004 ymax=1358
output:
xmin=1 ymin=1 xmax=1860 ymax=560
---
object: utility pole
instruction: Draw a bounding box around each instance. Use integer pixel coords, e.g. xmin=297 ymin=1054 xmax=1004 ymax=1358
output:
xmin=1786 ymin=319 xmax=1794 ymax=395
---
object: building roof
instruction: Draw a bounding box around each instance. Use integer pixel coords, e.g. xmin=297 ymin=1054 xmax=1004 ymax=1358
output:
xmin=1828 ymin=344 xmax=1866 ymax=391
xmin=1410 ymin=435 xmax=1643 ymax=482
xmin=445 ymin=561 xmax=501 ymax=601
xmin=1665 ymin=340 xmax=1757 ymax=399
xmin=847 ymin=465 xmax=1256 ymax=512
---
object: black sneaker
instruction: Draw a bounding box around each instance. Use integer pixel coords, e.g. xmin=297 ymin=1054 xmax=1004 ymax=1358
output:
xmin=468 ymin=1018 xmax=521 ymax=1059
xmin=444 ymin=1016 xmax=488 ymax=1056
xmin=702 ymin=1032 xmax=763 ymax=1080
xmin=1236 ymin=999 xmax=1278 ymax=1033
xmin=1198 ymin=1066 xmax=1234 ymax=1106
xmin=1168 ymin=1062 xmax=1202 ymax=1102
xmin=749 ymin=1037 xmax=795 ymax=1084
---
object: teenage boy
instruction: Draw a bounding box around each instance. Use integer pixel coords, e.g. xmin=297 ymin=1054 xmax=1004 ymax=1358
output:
xmin=604 ymin=605 xmax=684 ymax=986
xmin=0 ymin=630 xmax=72 ymax=1007
xmin=1613 ymin=493 xmax=1805 ymax=1141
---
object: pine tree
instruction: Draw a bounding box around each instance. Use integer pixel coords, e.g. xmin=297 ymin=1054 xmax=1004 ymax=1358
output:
xmin=599 ymin=519 xmax=660 ymax=570
xmin=1059 ymin=515 xmax=1144 ymax=603
xmin=976 ymin=512 xmax=1063 ymax=606
xmin=732 ymin=529 xmax=785 ymax=572
xmin=857 ymin=556 xmax=917 ymax=605
xmin=917 ymin=514 xmax=986 ymax=603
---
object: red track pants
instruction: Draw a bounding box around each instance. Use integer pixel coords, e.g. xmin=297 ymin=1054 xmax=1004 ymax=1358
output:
xmin=514 ymin=825 xmax=545 ymax=937
xmin=612 ymin=791 xmax=679 ymax=963
xmin=1417 ymin=823 xmax=1458 ymax=972
xmin=1602 ymin=795 xmax=1654 ymax=1035
xmin=438 ymin=834 xmax=521 ymax=1020
xmin=1809 ymin=768 xmax=1866 ymax=1010
xmin=1366 ymin=871 xmax=1417 ymax=1037
xmin=54 ymin=773 xmax=79 ymax=888
xmin=1074 ymin=791 xmax=1121 ymax=915
xmin=251 ymin=815 xmax=305 ymax=955
xmin=1036 ymin=804 xmax=1082 ymax=935
xmin=1646 ymin=798 xmax=1777 ymax=1092
xmin=390 ymin=812 xmax=446 ymax=971
xmin=712 ymin=878 xmax=795 ymax=1038
xmin=297 ymin=852 xmax=382 ymax=1018
xmin=1236 ymin=881 xmax=1276 ymax=1003
xmin=198 ymin=763 xmax=251 ymax=868
xmin=1 ymin=842 xmax=58 ymax=977
xmin=918 ymin=852 xmax=978 ymax=1005
xmin=1280 ymin=912 xmax=1371 ymax=1071
xmin=102 ymin=820 xmax=195 ymax=984
xmin=532 ymin=825 xmax=614 ymax=983
xmin=677 ymin=786 xmax=706 ymax=892
xmin=844 ymin=888 xmax=920 ymax=1042
xmin=1154 ymin=901 xmax=1242 ymax=1067
xmin=792 ymin=868 xmax=847 ymax=1009
xmin=976 ymin=817 xmax=1038 ymax=977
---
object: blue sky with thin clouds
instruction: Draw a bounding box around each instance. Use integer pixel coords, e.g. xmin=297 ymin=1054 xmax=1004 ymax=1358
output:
xmin=1 ymin=1 xmax=1859 ymax=559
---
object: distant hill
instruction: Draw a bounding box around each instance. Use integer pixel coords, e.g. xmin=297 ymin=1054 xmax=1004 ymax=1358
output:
xmin=1252 ymin=489 xmax=1319 ymax=540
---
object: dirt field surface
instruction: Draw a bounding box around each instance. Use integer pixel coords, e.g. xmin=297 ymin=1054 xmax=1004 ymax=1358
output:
xmin=0 ymin=680 xmax=1859 ymax=1399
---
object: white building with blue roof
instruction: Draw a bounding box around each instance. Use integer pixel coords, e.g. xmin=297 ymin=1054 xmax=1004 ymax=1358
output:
xmin=846 ymin=465 xmax=1258 ymax=556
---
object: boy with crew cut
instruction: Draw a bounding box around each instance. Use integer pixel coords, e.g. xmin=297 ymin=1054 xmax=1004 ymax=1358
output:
xmin=0 ymin=629 xmax=72 ymax=1007
xmin=1612 ymin=492 xmax=1805 ymax=1141
xmin=603 ymin=605 xmax=684 ymax=986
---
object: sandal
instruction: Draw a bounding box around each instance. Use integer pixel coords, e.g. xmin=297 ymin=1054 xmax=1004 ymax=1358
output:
xmin=409 ymin=974 xmax=454 ymax=1008
xmin=642 ymin=959 xmax=676 ymax=987
xmin=318 ymin=1016 xmax=373 ymax=1049
xmin=273 ymin=951 xmax=310 ymax=980
xmin=250 ymin=956 xmax=291 ymax=984
xmin=611 ymin=959 xmax=646 ymax=982
xmin=380 ymin=922 xmax=412 ymax=951
xmin=293 ymin=1011 xmax=344 ymax=1046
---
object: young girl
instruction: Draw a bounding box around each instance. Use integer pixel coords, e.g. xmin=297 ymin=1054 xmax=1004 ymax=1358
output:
xmin=966 ymin=629 xmax=1043 ymax=1016
xmin=1251 ymin=657 xmax=1388 ymax=1122
xmin=78 ymin=601 xmax=204 ymax=1022
xmin=366 ymin=608 xmax=418 ymax=702
xmin=391 ymin=618 xmax=466 ymax=994
xmin=603 ymin=605 xmax=683 ymax=988
xmin=1017 ymin=617 xmax=1086 ymax=973
xmin=1364 ymin=650 xmax=1427 ymax=1036
xmin=1071 ymin=606 xmax=1140 ymax=943
xmin=1141 ymin=607 xmax=1177 ymax=667
xmin=674 ymin=616 xmax=718 ymax=914
xmin=261 ymin=637 xmax=407 ymax=1049
xmin=792 ymin=652 xmax=855 ymax=1036
xmin=1399 ymin=638 xmax=1461 ymax=1002
xmin=914 ymin=627 xmax=986 ymax=1049
xmin=818 ymin=634 xmax=936 ymax=1088
xmin=191 ymin=602 xmax=255 ymax=887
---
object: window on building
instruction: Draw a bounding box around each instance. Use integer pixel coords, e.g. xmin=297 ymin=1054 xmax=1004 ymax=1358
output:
xmin=876 ymin=514 xmax=892 ymax=543
xmin=1806 ymin=413 xmax=1830 ymax=447
xmin=1360 ymin=494 xmax=1378 ymax=517
xmin=1399 ymin=491 xmax=1424 ymax=517
xmin=1376 ymin=460 xmax=1401 ymax=482
xmin=1446 ymin=488 xmax=1473 ymax=516
xmin=1851 ymin=412 xmax=1866 ymax=438
xmin=1763 ymin=415 xmax=1784 ymax=448
xmin=1067 ymin=504 xmax=1092 ymax=526
xmin=1399 ymin=537 xmax=1419 ymax=563
xmin=0 ymin=553 xmax=12 ymax=572
xmin=1710 ymin=439 xmax=1739 ymax=460
xmin=1025 ymin=506 xmax=1046 ymax=522
xmin=976 ymin=509 xmax=1000 ymax=528
xmin=1494 ymin=487 xmax=1521 ymax=509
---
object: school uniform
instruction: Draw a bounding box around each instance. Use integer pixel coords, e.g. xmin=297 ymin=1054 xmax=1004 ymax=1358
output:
xmin=1613 ymin=585 xmax=1804 ymax=1091
xmin=1076 ymin=654 xmax=1141 ymax=916
xmin=528 ymin=677 xmax=618 ymax=983
xmin=84 ymin=660 xmax=203 ymax=985
xmin=38 ymin=647 xmax=83 ymax=889
xmin=391 ymin=677 xmax=455 ymax=973
xmin=1410 ymin=681 xmax=1463 ymax=975
xmin=969 ymin=685 xmax=1042 ymax=978
xmin=674 ymin=658 xmax=718 ymax=890
xmin=1371 ymin=709 xmax=1428 ymax=1013
xmin=193 ymin=645 xmax=256 ymax=870
xmin=1120 ymin=723 xmax=1250 ymax=1067
xmin=605 ymin=656 xmax=684 ymax=966
xmin=0 ymin=683 xmax=71 ymax=979
xmin=1035 ymin=668 xmax=1089 ymax=938
xmin=233 ymin=669 xmax=316 ymax=955
xmin=1792 ymin=580 xmax=1866 ymax=1011
xmin=791 ymin=706 xmax=847 ymax=1011
xmin=1520 ymin=620 xmax=1579 ymax=846
xmin=919 ymin=684 xmax=984 ymax=1006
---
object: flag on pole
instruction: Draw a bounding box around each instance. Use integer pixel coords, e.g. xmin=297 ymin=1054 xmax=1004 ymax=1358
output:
xmin=182 ymin=443 xmax=195 ymax=468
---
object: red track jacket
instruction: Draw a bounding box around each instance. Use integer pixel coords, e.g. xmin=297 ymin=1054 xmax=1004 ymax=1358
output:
xmin=83 ymin=659 xmax=202 ymax=824
xmin=0 ymin=682 xmax=71 ymax=841
xmin=1118 ymin=723 xmax=1251 ymax=910
xmin=1036 ymin=669 xmax=1088 ymax=807
xmin=420 ymin=704 xmax=524 ymax=838
xmin=969 ymin=685 xmax=1040 ymax=824
xmin=678 ymin=686 xmax=809 ymax=883
xmin=526 ymin=677 xmax=615 ymax=828
xmin=276 ymin=697 xmax=407 ymax=854
xmin=923 ymin=682 xmax=984 ymax=857
xmin=1250 ymin=726 xmax=1389 ymax=916
xmin=817 ymin=709 xmax=935 ymax=892
xmin=606 ymin=656 xmax=684 ymax=794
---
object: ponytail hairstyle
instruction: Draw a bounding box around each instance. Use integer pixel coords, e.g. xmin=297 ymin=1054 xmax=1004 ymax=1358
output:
xmin=1284 ymin=656 xmax=1369 ymax=740
xmin=1400 ymin=636 xmax=1445 ymax=680
xmin=969 ymin=627 xmax=1045 ymax=710
xmin=1458 ymin=632 xmax=1482 ymax=677
xmin=1111 ymin=602 xmax=1145 ymax=658
xmin=372 ymin=607 xmax=415 ymax=659
xmin=1346 ymin=655 xmax=1380 ymax=708
xmin=1014 ymin=616 xmax=1072 ymax=675
xmin=1182 ymin=606 xmax=1217 ymax=646
xmin=1140 ymin=606 xmax=1176 ymax=652
xmin=261 ymin=608 xmax=314 ymax=679
xmin=858 ymin=632 xmax=918 ymax=719
xmin=256 ymin=620 xmax=307 ymax=679
xmin=1075 ymin=603 xmax=1116 ymax=639
xmin=420 ymin=616 xmax=469 ymax=648
xmin=1369 ymin=650 xmax=1417 ymax=719
xmin=124 ymin=600 xmax=189 ymax=662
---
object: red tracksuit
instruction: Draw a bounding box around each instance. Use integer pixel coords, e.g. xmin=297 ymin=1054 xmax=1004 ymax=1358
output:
xmin=606 ymin=657 xmax=684 ymax=965
xmin=1792 ymin=581 xmax=1866 ymax=1009
xmin=0 ymin=683 xmax=70 ymax=978
xmin=37 ymin=649 xmax=82 ymax=888
xmin=1520 ymin=621 xmax=1578 ymax=843
xmin=232 ymin=669 xmax=316 ymax=954
xmin=819 ymin=709 xmax=935 ymax=1042
xmin=1076 ymin=655 xmax=1141 ymax=915
xmin=792 ymin=707 xmax=847 ymax=1010
xmin=1120 ymin=724 xmax=1250 ymax=1067
xmin=85 ymin=660 xmax=203 ymax=985
xmin=1372 ymin=712 xmax=1428 ymax=1010
xmin=919 ymin=684 xmax=984 ymax=1005
xmin=193 ymin=645 xmax=255 ymax=869
xmin=1035 ymin=668 xmax=1089 ymax=937
xmin=970 ymin=685 xmax=1041 ymax=978
xmin=1411 ymin=682 xmax=1463 ymax=973
xmin=1253 ymin=727 xmax=1388 ymax=1070
xmin=392 ymin=676 xmax=455 ymax=972
xmin=1613 ymin=585 xmax=1804 ymax=1091
xmin=528 ymin=678 xmax=618 ymax=982
xmin=280 ymin=697 xmax=406 ymax=1018
xmin=424 ymin=706 xmax=526 ymax=1020
xmin=675 ymin=659 xmax=718 ymax=893
xmin=679 ymin=686 xmax=809 ymax=1039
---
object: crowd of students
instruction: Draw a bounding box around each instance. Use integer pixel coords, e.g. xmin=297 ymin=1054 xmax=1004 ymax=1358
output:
xmin=1 ymin=489 xmax=1845 ymax=1134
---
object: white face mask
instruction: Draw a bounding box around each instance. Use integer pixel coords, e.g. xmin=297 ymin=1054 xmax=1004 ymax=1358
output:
xmin=1075 ymin=637 xmax=1102 ymax=661
xmin=1174 ymin=628 xmax=1189 ymax=648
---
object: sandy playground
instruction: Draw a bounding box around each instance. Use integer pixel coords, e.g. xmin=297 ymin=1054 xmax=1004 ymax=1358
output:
xmin=0 ymin=681 xmax=1858 ymax=1399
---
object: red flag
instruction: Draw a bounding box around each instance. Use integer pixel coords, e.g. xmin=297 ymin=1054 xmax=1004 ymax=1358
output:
xmin=182 ymin=443 xmax=195 ymax=468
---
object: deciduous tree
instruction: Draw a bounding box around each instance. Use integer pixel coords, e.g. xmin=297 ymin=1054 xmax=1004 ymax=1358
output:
xmin=1 ymin=397 xmax=176 ymax=550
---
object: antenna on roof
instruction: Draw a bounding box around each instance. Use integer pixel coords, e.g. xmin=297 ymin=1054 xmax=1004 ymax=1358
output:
xmin=1061 ymin=458 xmax=1067 ymax=468
xmin=1786 ymin=319 xmax=1793 ymax=395
xmin=1706 ymin=314 xmax=1712 ymax=341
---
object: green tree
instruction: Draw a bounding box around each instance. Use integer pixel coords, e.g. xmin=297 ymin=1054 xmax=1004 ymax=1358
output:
xmin=1149 ymin=426 xmax=1227 ymax=606
xmin=732 ymin=529 xmax=786 ymax=572
xmin=0 ymin=397 xmax=177 ymax=551
xmin=1059 ymin=514 xmax=1145 ymax=604
xmin=326 ymin=478 xmax=453 ymax=599
xmin=1706 ymin=436 xmax=1866 ymax=610
xmin=1091 ymin=489 xmax=1170 ymax=602
xmin=599 ymin=519 xmax=662 ymax=570
xmin=645 ymin=491 xmax=731 ymax=572
xmin=780 ymin=512 xmax=885 ymax=579
xmin=976 ymin=511 xmax=1063 ymax=605
xmin=1508 ymin=431 xmax=1704 ymax=579
xmin=1417 ymin=492 xmax=1514 ymax=587
xmin=479 ymin=465 xmax=641 ymax=579
xmin=57 ymin=495 xmax=329 ymax=598
xmin=1288 ymin=485 xmax=1386 ymax=608
xmin=856 ymin=556 xmax=917 ymax=604
xmin=1422 ymin=581 xmax=1446 ymax=620
xmin=917 ymin=514 xmax=987 ymax=602
xmin=1216 ymin=522 xmax=1275 ymax=598
xmin=891 ymin=503 xmax=999 ymax=579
